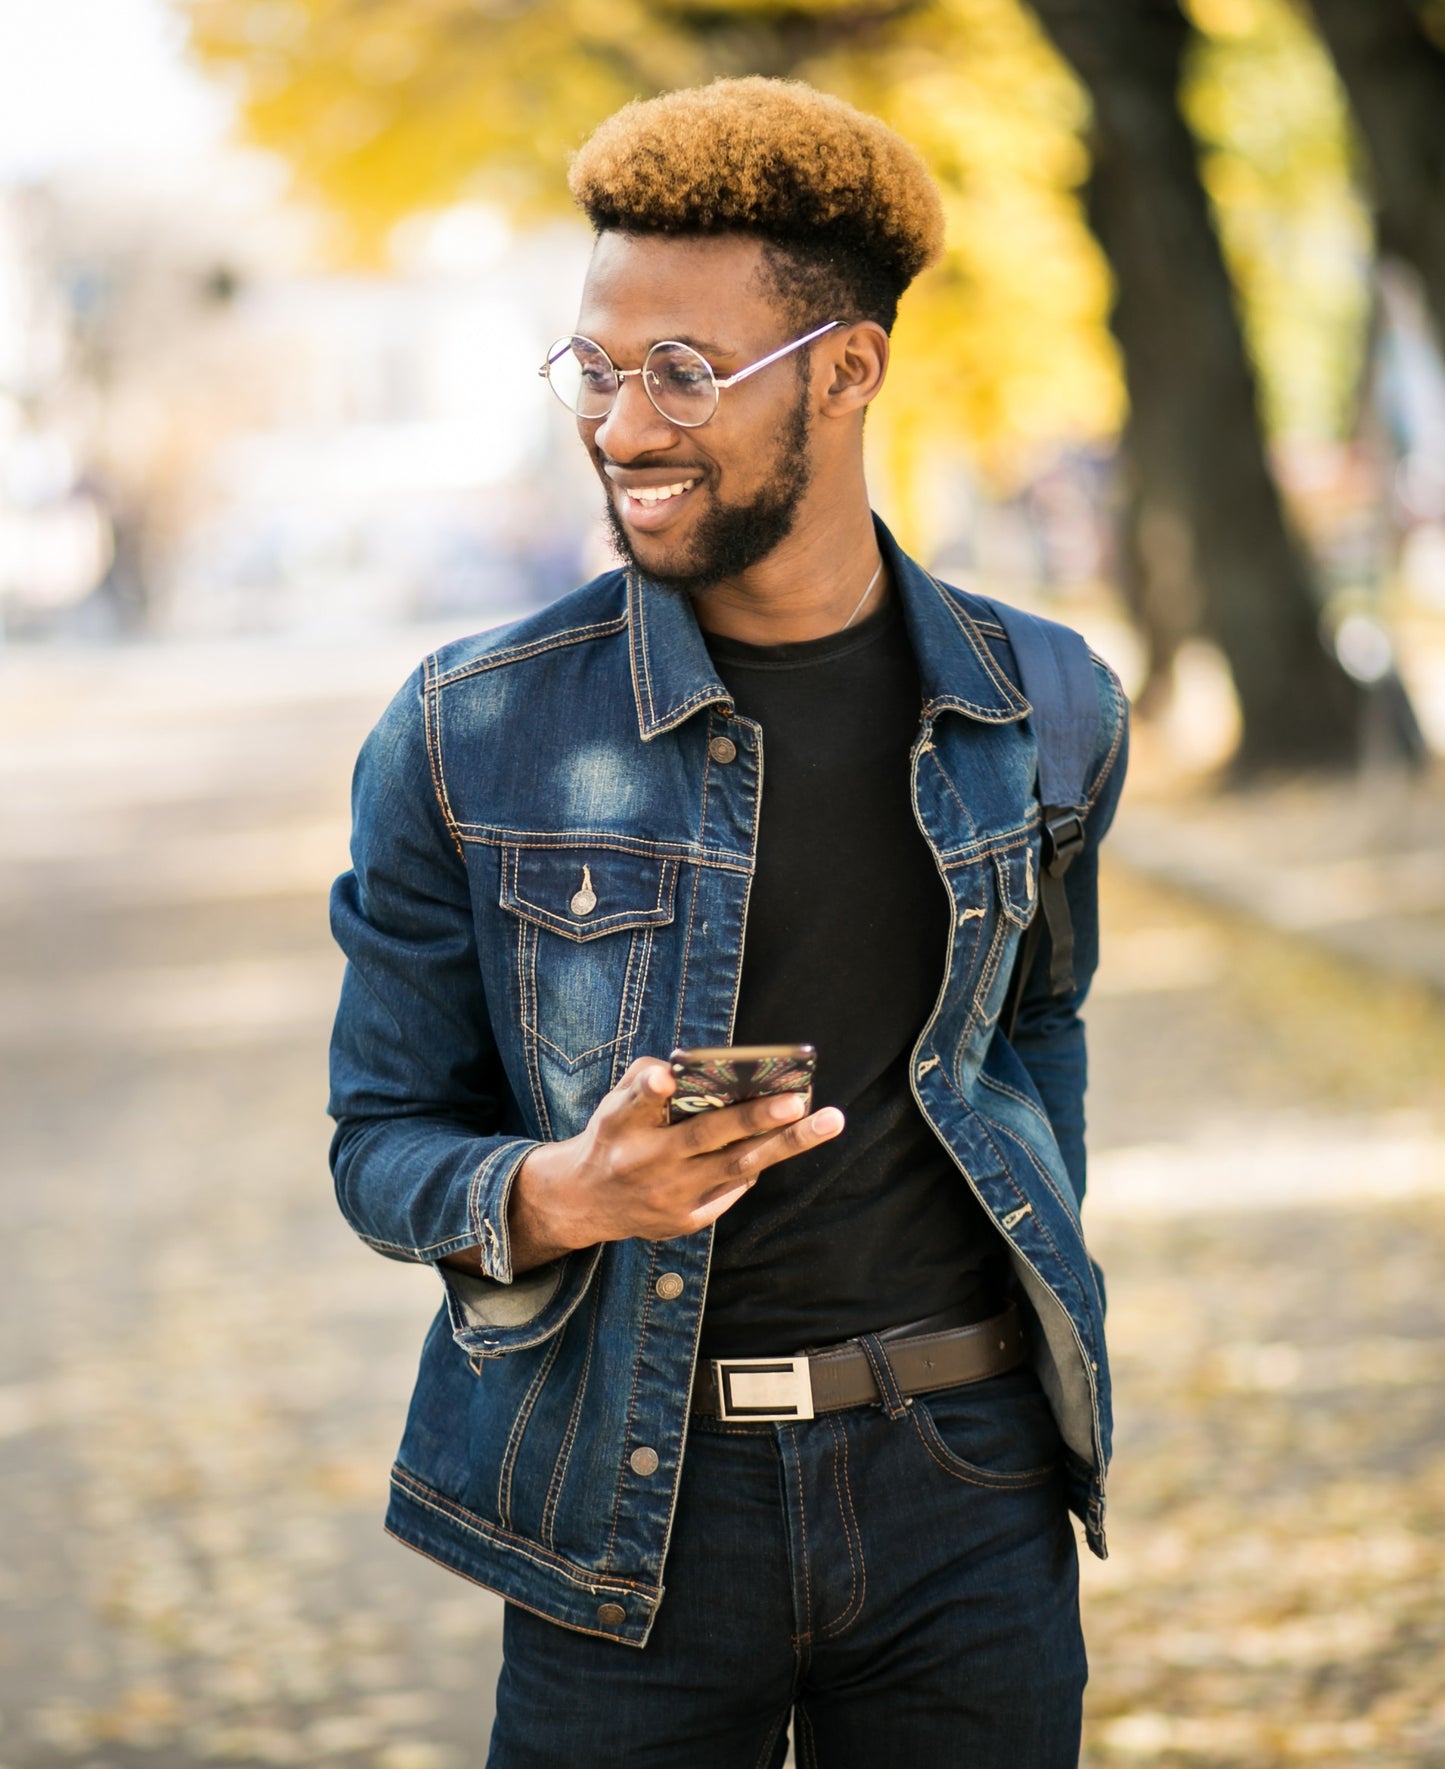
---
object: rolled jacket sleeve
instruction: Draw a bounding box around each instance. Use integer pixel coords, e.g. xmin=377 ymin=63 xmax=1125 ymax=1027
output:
xmin=327 ymin=667 xmax=596 ymax=1354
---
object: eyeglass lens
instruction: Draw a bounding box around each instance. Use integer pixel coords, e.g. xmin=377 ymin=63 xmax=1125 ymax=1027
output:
xmin=545 ymin=337 xmax=719 ymax=427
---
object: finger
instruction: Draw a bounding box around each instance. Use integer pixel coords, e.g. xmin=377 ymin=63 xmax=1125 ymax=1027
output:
xmin=675 ymin=1089 xmax=808 ymax=1154
xmin=620 ymin=1058 xmax=676 ymax=1115
xmin=717 ymin=1107 xmax=845 ymax=1179
xmin=593 ymin=1059 xmax=675 ymax=1145
xmin=684 ymin=1176 xmax=758 ymax=1230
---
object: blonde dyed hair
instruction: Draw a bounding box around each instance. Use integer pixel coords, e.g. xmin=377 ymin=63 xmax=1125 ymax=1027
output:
xmin=569 ymin=77 xmax=944 ymax=330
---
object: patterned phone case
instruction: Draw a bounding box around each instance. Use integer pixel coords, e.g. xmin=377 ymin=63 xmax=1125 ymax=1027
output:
xmin=666 ymin=1045 xmax=817 ymax=1122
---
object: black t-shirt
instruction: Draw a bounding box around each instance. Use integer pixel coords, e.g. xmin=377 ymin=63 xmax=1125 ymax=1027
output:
xmin=698 ymin=597 xmax=1008 ymax=1360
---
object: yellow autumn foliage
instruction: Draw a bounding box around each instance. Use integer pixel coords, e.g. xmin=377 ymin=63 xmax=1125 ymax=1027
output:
xmin=183 ymin=0 xmax=1368 ymax=539
xmin=184 ymin=0 xmax=1119 ymax=537
xmin=1184 ymin=0 xmax=1372 ymax=442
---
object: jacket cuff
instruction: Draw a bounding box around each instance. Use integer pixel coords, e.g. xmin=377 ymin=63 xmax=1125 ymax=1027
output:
xmin=464 ymin=1137 xmax=536 ymax=1285
xmin=440 ymin=1139 xmax=604 ymax=1355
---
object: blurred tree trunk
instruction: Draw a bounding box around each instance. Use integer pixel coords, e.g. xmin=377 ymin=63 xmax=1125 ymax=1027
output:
xmin=1114 ymin=436 xmax=1200 ymax=717
xmin=1026 ymin=0 xmax=1373 ymax=771
xmin=1307 ymin=0 xmax=1445 ymax=349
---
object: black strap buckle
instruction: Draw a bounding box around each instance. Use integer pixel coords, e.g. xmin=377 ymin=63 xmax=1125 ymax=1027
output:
xmin=1041 ymin=810 xmax=1085 ymax=875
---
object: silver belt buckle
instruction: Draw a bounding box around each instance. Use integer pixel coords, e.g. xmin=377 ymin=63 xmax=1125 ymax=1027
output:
xmin=712 ymin=1355 xmax=815 ymax=1422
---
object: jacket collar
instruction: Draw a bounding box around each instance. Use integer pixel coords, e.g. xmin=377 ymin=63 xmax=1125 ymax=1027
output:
xmin=626 ymin=514 xmax=1029 ymax=741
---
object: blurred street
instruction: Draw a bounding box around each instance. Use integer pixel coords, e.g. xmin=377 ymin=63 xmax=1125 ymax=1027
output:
xmin=1 ymin=631 xmax=1443 ymax=1768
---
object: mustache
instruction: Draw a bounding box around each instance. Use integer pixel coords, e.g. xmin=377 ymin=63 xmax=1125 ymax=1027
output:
xmin=596 ymin=453 xmax=711 ymax=476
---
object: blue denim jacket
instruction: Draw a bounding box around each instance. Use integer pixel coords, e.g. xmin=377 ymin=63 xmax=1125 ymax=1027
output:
xmin=329 ymin=519 xmax=1128 ymax=1646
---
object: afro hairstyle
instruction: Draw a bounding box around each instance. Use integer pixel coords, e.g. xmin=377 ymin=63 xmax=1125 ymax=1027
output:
xmin=568 ymin=77 xmax=944 ymax=334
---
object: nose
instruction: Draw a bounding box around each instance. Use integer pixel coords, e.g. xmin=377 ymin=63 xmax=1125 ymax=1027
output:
xmin=589 ymin=371 xmax=679 ymax=461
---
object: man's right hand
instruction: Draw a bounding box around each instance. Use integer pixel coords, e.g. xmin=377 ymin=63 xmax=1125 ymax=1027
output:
xmin=504 ymin=1056 xmax=845 ymax=1274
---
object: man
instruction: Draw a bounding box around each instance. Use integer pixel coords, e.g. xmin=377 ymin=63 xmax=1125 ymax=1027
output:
xmin=329 ymin=76 xmax=1128 ymax=1768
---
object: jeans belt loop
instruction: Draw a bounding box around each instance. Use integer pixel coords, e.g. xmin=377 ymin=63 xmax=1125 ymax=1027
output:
xmin=856 ymin=1333 xmax=911 ymax=1421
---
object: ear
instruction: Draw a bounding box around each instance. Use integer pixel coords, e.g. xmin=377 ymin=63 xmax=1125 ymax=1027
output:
xmin=818 ymin=322 xmax=889 ymax=417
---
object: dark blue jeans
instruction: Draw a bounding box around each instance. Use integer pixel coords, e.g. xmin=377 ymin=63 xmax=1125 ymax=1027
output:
xmin=487 ymin=1365 xmax=1086 ymax=1768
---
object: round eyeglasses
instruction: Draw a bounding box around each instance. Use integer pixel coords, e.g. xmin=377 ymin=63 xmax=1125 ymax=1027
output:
xmin=538 ymin=320 xmax=842 ymax=428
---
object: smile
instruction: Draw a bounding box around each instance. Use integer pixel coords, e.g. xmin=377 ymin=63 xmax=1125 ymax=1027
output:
xmin=612 ymin=475 xmax=703 ymax=533
xmin=628 ymin=481 xmax=697 ymax=505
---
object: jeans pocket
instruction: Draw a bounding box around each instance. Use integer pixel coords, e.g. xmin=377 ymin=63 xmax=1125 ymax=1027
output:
xmin=908 ymin=1367 xmax=1061 ymax=1490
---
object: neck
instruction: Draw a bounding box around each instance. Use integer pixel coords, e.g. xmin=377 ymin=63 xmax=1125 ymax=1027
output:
xmin=687 ymin=475 xmax=884 ymax=645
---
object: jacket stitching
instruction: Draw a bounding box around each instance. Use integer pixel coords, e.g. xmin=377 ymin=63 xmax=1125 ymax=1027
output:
xmin=627 ymin=571 xmax=658 ymax=733
xmin=968 ymin=1104 xmax=1095 ymax=1324
xmin=609 ymin=926 xmax=652 ymax=1091
xmin=433 ymin=615 xmax=629 ymax=688
xmin=483 ymin=1141 xmax=522 ymax=1287
xmin=933 ymin=819 xmax=1043 ymax=869
xmin=602 ymin=1275 xmax=655 ymax=1573
xmin=479 ymin=829 xmax=699 ymax=856
xmin=542 ymin=1285 xmax=599 ymax=1550
xmin=922 ymin=744 xmax=974 ymax=831
xmin=1083 ymin=656 xmax=1128 ymax=812
xmin=466 ymin=829 xmax=750 ymax=872
xmin=627 ymin=579 xmax=729 ymax=738
xmin=467 ymin=1141 xmax=517 ymax=1279
xmin=986 ymin=1109 xmax=1081 ymax=1224
xmin=357 ymin=1230 xmax=484 ymax=1260
xmin=516 ymin=918 xmax=554 ymax=1141
xmin=509 ymin=855 xmax=672 ymax=920
xmin=384 ymin=1532 xmax=649 ymax=1646
xmin=976 ymin=1069 xmax=1054 ymax=1136
xmin=925 ymin=573 xmax=1032 ymax=715
xmin=421 ymin=654 xmax=464 ymax=858
xmin=528 ymin=1024 xmax=621 ymax=1069
xmin=672 ymin=728 xmax=715 ymax=1048
xmin=501 ymin=854 xmax=677 ymax=942
xmin=497 ymin=1329 xmax=565 ymax=1529
xmin=718 ymin=712 xmax=759 ymax=1046
xmin=391 ymin=1466 xmax=659 ymax=1594
xmin=971 ymin=907 xmax=1012 ymax=1025
xmin=647 ymin=685 xmax=731 ymax=736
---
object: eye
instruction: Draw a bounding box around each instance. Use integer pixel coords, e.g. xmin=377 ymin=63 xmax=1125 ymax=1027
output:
xmin=569 ymin=341 xmax=616 ymax=387
xmin=658 ymin=360 xmax=710 ymax=393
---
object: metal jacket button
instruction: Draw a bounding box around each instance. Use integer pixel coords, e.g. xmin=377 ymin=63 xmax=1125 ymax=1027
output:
xmin=655 ymin=1272 xmax=684 ymax=1300
xmin=629 ymin=1446 xmax=659 ymax=1477
xmin=708 ymin=735 xmax=737 ymax=764
xmin=596 ymin=1602 xmax=627 ymax=1625
xmin=569 ymin=863 xmax=597 ymax=916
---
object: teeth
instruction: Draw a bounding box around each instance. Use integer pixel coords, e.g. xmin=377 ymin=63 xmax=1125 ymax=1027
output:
xmin=629 ymin=482 xmax=694 ymax=505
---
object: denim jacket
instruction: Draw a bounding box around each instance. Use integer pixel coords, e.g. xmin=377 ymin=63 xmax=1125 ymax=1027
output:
xmin=329 ymin=518 xmax=1128 ymax=1646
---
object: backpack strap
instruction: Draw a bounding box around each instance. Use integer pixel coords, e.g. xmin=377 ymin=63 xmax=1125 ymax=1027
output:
xmin=977 ymin=598 xmax=1098 ymax=1027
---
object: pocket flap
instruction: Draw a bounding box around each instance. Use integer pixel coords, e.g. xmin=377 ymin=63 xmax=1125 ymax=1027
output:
xmin=501 ymin=846 xmax=679 ymax=942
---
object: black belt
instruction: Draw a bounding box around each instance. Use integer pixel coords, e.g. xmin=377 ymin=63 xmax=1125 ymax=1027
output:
xmin=692 ymin=1302 xmax=1027 ymax=1423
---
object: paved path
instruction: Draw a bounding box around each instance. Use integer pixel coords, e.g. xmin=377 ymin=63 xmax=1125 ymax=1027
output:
xmin=1 ymin=634 xmax=1441 ymax=1767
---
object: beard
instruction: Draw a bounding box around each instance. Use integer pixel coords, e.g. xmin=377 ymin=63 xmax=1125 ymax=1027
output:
xmin=601 ymin=381 xmax=813 ymax=593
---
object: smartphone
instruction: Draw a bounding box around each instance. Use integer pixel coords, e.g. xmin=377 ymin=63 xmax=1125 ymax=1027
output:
xmin=666 ymin=1044 xmax=817 ymax=1124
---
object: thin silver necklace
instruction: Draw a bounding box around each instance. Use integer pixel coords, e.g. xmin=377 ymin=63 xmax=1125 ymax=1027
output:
xmin=840 ymin=558 xmax=885 ymax=631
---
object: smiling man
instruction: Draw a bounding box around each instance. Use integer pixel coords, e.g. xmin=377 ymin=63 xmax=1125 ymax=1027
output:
xmin=329 ymin=77 xmax=1128 ymax=1768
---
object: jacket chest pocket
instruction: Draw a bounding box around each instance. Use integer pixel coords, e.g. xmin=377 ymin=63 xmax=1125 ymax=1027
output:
xmin=501 ymin=846 xmax=679 ymax=1072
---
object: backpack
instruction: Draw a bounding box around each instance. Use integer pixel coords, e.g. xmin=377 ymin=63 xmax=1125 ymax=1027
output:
xmin=977 ymin=598 xmax=1098 ymax=1041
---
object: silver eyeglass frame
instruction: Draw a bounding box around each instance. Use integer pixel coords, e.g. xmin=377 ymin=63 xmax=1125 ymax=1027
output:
xmin=538 ymin=319 xmax=843 ymax=427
